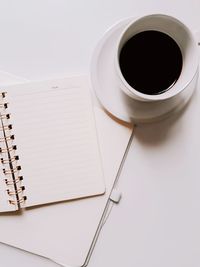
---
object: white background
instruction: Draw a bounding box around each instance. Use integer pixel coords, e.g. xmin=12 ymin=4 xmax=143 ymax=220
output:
xmin=0 ymin=0 xmax=199 ymax=266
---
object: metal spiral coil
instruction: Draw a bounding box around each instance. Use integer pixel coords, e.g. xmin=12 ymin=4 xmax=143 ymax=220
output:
xmin=7 ymin=186 xmax=25 ymax=196
xmin=0 ymin=134 xmax=14 ymax=142
xmin=3 ymin=165 xmax=21 ymax=175
xmin=1 ymin=92 xmax=7 ymax=98
xmin=0 ymin=113 xmax=10 ymax=119
xmin=0 ymin=91 xmax=26 ymax=208
xmin=5 ymin=176 xmax=23 ymax=186
xmin=1 ymin=155 xmax=19 ymax=164
xmin=9 ymin=196 xmax=27 ymax=205
xmin=0 ymin=145 xmax=17 ymax=153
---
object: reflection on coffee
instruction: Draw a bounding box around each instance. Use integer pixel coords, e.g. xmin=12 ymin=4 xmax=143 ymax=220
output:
xmin=119 ymin=30 xmax=183 ymax=95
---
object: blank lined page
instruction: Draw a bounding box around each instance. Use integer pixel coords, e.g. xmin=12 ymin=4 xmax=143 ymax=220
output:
xmin=6 ymin=76 xmax=105 ymax=207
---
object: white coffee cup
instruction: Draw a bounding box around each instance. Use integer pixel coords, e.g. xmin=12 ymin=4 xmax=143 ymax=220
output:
xmin=115 ymin=14 xmax=199 ymax=122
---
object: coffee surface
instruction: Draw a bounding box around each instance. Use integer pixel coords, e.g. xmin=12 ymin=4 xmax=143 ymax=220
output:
xmin=119 ymin=30 xmax=183 ymax=95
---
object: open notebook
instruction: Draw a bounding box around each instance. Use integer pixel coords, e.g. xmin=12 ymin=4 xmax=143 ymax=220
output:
xmin=0 ymin=77 xmax=105 ymax=212
xmin=0 ymin=73 xmax=133 ymax=267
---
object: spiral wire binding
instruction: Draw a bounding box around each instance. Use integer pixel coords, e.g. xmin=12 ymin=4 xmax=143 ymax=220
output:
xmin=0 ymin=92 xmax=26 ymax=208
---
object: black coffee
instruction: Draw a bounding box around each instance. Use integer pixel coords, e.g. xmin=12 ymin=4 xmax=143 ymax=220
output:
xmin=119 ymin=30 xmax=183 ymax=95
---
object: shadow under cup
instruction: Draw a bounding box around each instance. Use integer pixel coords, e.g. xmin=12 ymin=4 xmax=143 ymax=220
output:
xmin=116 ymin=14 xmax=199 ymax=103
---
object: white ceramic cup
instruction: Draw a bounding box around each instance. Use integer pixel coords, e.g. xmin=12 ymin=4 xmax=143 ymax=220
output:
xmin=115 ymin=14 xmax=199 ymax=122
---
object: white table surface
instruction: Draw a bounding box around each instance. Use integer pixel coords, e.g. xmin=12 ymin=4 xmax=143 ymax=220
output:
xmin=0 ymin=1 xmax=200 ymax=266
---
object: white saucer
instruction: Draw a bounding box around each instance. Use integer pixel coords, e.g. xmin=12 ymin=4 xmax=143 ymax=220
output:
xmin=91 ymin=18 xmax=200 ymax=123
xmin=91 ymin=18 xmax=135 ymax=123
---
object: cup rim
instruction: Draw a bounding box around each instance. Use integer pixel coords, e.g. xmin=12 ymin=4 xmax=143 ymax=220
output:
xmin=115 ymin=14 xmax=199 ymax=101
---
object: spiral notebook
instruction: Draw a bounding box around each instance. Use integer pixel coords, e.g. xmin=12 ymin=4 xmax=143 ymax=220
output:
xmin=0 ymin=72 xmax=133 ymax=267
xmin=0 ymin=77 xmax=105 ymax=212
